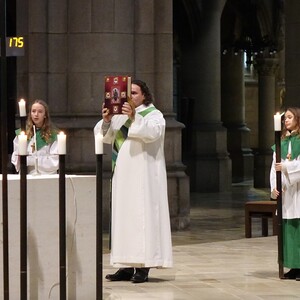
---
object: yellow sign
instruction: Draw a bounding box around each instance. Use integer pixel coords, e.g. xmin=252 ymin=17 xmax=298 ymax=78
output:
xmin=0 ymin=36 xmax=25 ymax=56
xmin=8 ymin=37 xmax=24 ymax=48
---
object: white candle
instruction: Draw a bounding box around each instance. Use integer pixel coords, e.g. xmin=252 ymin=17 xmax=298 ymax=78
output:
xmin=18 ymin=131 xmax=27 ymax=155
xmin=18 ymin=99 xmax=26 ymax=117
xmin=33 ymin=125 xmax=37 ymax=152
xmin=127 ymin=76 xmax=131 ymax=98
xmin=274 ymin=112 xmax=281 ymax=131
xmin=57 ymin=131 xmax=66 ymax=155
xmin=95 ymin=133 xmax=103 ymax=154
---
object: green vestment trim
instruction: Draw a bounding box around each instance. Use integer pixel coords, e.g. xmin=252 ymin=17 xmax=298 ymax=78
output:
xmin=111 ymin=106 xmax=157 ymax=171
xmin=271 ymin=134 xmax=300 ymax=160
xmin=15 ymin=128 xmax=57 ymax=151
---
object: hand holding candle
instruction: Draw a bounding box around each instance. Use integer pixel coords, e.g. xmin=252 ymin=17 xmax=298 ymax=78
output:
xmin=18 ymin=131 xmax=28 ymax=155
xmin=18 ymin=99 xmax=27 ymax=117
xmin=274 ymin=112 xmax=282 ymax=131
xmin=57 ymin=131 xmax=67 ymax=155
xmin=95 ymin=133 xmax=103 ymax=154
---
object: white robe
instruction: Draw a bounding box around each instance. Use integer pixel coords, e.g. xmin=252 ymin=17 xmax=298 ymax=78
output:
xmin=94 ymin=104 xmax=173 ymax=268
xmin=11 ymin=136 xmax=59 ymax=175
xmin=270 ymin=152 xmax=300 ymax=219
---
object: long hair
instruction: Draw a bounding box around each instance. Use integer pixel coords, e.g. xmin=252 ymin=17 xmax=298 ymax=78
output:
xmin=281 ymin=107 xmax=300 ymax=138
xmin=132 ymin=79 xmax=154 ymax=106
xmin=26 ymin=99 xmax=57 ymax=143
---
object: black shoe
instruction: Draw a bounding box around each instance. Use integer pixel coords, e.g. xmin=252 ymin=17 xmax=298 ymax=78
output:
xmin=283 ymin=269 xmax=300 ymax=280
xmin=131 ymin=268 xmax=150 ymax=283
xmin=105 ymin=268 xmax=134 ymax=281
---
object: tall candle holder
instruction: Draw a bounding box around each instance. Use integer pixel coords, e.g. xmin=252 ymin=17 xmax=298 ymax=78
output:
xmin=96 ymin=152 xmax=103 ymax=299
xmin=20 ymin=152 xmax=27 ymax=299
xmin=59 ymin=154 xmax=66 ymax=300
xmin=1 ymin=3 xmax=9 ymax=297
xmin=274 ymin=113 xmax=283 ymax=279
xmin=18 ymin=99 xmax=27 ymax=299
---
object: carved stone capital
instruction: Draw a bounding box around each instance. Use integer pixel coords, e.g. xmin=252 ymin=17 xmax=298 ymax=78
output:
xmin=254 ymin=58 xmax=279 ymax=76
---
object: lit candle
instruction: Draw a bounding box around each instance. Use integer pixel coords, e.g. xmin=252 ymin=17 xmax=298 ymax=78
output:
xmin=18 ymin=131 xmax=28 ymax=155
xmin=95 ymin=133 xmax=103 ymax=154
xmin=57 ymin=131 xmax=66 ymax=155
xmin=274 ymin=112 xmax=281 ymax=131
xmin=18 ymin=99 xmax=26 ymax=117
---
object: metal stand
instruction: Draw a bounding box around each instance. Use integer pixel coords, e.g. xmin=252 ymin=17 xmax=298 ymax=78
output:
xmin=96 ymin=154 xmax=103 ymax=299
xmin=275 ymin=130 xmax=284 ymax=278
xmin=59 ymin=155 xmax=66 ymax=299
xmin=1 ymin=0 xmax=9 ymax=298
xmin=20 ymin=154 xmax=27 ymax=299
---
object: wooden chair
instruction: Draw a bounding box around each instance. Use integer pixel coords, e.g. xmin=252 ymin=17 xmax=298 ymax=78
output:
xmin=245 ymin=200 xmax=278 ymax=238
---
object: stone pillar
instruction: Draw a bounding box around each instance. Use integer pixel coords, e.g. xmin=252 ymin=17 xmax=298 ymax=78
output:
xmin=181 ymin=0 xmax=230 ymax=192
xmin=135 ymin=0 xmax=189 ymax=229
xmin=221 ymin=50 xmax=253 ymax=182
xmin=154 ymin=1 xmax=190 ymax=229
xmin=285 ymin=0 xmax=300 ymax=107
xmin=254 ymin=58 xmax=279 ymax=188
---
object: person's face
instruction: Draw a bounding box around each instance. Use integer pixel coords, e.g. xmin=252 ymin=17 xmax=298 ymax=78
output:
xmin=284 ymin=110 xmax=298 ymax=131
xmin=131 ymin=84 xmax=145 ymax=108
xmin=31 ymin=103 xmax=46 ymax=128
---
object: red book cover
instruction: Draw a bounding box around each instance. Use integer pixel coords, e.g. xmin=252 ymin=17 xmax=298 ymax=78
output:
xmin=104 ymin=76 xmax=131 ymax=114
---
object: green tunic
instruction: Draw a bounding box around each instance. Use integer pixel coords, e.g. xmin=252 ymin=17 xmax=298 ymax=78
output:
xmin=272 ymin=133 xmax=300 ymax=268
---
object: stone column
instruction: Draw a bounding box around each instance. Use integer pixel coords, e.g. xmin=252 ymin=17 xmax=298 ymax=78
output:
xmin=221 ymin=50 xmax=253 ymax=182
xmin=155 ymin=1 xmax=190 ymax=229
xmin=285 ymin=0 xmax=300 ymax=107
xmin=181 ymin=0 xmax=230 ymax=192
xmin=254 ymin=58 xmax=279 ymax=188
xmin=134 ymin=0 xmax=189 ymax=229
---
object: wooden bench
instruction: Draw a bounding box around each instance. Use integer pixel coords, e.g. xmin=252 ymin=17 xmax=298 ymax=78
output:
xmin=245 ymin=200 xmax=278 ymax=238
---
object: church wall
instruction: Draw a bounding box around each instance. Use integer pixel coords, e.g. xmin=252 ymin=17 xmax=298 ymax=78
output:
xmin=15 ymin=0 xmax=190 ymax=230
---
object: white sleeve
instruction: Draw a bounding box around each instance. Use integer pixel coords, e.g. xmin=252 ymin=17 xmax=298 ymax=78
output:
xmin=128 ymin=111 xmax=165 ymax=143
xmin=36 ymin=141 xmax=59 ymax=174
xmin=11 ymin=136 xmax=20 ymax=172
xmin=270 ymin=152 xmax=276 ymax=192
xmin=94 ymin=119 xmax=115 ymax=145
xmin=284 ymin=158 xmax=300 ymax=185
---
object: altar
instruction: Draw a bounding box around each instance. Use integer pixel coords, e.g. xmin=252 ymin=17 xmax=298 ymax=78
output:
xmin=0 ymin=174 xmax=97 ymax=299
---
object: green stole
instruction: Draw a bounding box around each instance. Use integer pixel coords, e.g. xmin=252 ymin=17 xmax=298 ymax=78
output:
xmin=271 ymin=133 xmax=300 ymax=160
xmin=112 ymin=106 xmax=157 ymax=171
xmin=15 ymin=128 xmax=57 ymax=151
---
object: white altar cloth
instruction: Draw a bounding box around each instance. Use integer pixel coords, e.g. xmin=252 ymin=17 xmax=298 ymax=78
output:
xmin=0 ymin=174 xmax=97 ymax=299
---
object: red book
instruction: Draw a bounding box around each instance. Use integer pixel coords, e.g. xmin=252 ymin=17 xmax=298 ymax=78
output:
xmin=104 ymin=76 xmax=131 ymax=114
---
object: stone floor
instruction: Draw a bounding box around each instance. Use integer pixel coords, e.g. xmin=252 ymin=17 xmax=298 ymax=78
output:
xmin=102 ymin=182 xmax=300 ymax=300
